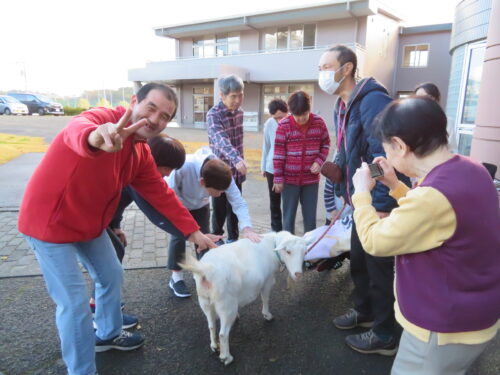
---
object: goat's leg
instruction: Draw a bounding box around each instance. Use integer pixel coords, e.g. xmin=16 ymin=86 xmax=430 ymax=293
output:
xmin=199 ymin=297 xmax=219 ymax=352
xmin=261 ymin=277 xmax=275 ymax=321
xmin=216 ymin=303 xmax=238 ymax=365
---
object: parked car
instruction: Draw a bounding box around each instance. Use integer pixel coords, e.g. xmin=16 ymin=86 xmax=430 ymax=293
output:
xmin=7 ymin=92 xmax=64 ymax=115
xmin=0 ymin=95 xmax=29 ymax=115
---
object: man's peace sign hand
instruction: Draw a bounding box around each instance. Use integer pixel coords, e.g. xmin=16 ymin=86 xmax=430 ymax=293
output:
xmin=88 ymin=108 xmax=147 ymax=152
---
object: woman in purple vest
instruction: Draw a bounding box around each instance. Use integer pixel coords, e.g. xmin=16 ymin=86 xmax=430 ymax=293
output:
xmin=350 ymin=96 xmax=499 ymax=375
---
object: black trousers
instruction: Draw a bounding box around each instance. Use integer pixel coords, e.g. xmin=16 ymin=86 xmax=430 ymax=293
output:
xmin=265 ymin=172 xmax=282 ymax=232
xmin=106 ymin=227 xmax=125 ymax=263
xmin=350 ymin=220 xmax=396 ymax=337
xmin=168 ymin=204 xmax=210 ymax=270
xmin=211 ymin=182 xmax=242 ymax=241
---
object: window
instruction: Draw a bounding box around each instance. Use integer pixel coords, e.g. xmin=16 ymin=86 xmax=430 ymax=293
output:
xmin=264 ymin=30 xmax=277 ymax=50
xmin=456 ymin=42 xmax=486 ymax=155
xmin=303 ymin=24 xmax=316 ymax=49
xmin=290 ymin=25 xmax=303 ymax=50
xmin=193 ymin=33 xmax=239 ymax=58
xmin=216 ymin=34 xmax=227 ymax=56
xmin=228 ymin=34 xmax=240 ymax=55
xmin=262 ymin=24 xmax=316 ymax=51
xmin=402 ymin=44 xmax=429 ymax=67
xmin=277 ymin=27 xmax=288 ymax=50
xmin=262 ymin=84 xmax=314 ymax=122
xmin=193 ymin=86 xmax=214 ymax=127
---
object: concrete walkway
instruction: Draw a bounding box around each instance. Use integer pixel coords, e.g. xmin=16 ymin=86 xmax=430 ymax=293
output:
xmin=0 ymin=122 xmax=497 ymax=375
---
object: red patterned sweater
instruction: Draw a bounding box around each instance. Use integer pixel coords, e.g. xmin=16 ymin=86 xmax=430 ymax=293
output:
xmin=273 ymin=113 xmax=330 ymax=186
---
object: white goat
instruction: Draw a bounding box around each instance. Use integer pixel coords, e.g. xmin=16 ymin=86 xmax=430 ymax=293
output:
xmin=180 ymin=231 xmax=312 ymax=365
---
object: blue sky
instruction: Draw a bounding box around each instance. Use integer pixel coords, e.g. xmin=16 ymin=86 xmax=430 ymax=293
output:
xmin=0 ymin=0 xmax=458 ymax=96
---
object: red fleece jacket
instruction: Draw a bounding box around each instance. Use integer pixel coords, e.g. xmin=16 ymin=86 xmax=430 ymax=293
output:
xmin=18 ymin=106 xmax=199 ymax=243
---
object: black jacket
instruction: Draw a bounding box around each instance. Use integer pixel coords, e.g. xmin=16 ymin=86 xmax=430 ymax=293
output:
xmin=333 ymin=77 xmax=408 ymax=212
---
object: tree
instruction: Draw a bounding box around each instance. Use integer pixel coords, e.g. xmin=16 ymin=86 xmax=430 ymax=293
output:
xmin=78 ymin=98 xmax=90 ymax=109
xmin=96 ymin=98 xmax=111 ymax=108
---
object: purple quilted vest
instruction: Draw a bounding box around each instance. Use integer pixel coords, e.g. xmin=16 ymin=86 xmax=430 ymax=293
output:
xmin=396 ymin=155 xmax=500 ymax=332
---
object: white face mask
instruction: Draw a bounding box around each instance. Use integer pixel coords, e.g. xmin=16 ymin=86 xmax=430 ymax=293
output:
xmin=318 ymin=65 xmax=345 ymax=95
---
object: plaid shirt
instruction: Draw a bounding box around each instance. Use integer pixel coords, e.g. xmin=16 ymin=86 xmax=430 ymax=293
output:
xmin=207 ymin=101 xmax=245 ymax=184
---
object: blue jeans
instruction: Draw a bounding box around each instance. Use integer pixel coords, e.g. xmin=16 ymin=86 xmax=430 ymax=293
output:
xmin=24 ymin=230 xmax=123 ymax=375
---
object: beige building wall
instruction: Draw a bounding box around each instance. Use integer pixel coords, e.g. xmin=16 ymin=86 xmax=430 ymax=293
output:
xmin=179 ymin=83 xmax=195 ymax=125
xmin=179 ymin=38 xmax=193 ymax=58
xmin=242 ymin=83 xmax=261 ymax=114
xmin=240 ymin=30 xmax=260 ymax=52
xmin=316 ymin=17 xmax=365 ymax=46
xmin=363 ymin=14 xmax=400 ymax=95
xmin=394 ymin=31 xmax=452 ymax=103
xmin=313 ymin=83 xmax=337 ymax=131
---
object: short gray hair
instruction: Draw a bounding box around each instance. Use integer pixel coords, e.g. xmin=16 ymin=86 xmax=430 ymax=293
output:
xmin=218 ymin=74 xmax=244 ymax=95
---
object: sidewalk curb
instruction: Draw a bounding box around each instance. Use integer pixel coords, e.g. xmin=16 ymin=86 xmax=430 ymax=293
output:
xmin=0 ymin=207 xmax=19 ymax=212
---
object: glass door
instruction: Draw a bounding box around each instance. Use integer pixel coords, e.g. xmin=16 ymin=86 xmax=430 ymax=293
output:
xmin=456 ymin=42 xmax=486 ymax=155
xmin=193 ymin=86 xmax=214 ymax=127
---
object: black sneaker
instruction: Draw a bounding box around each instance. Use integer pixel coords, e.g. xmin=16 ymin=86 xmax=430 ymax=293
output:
xmin=95 ymin=330 xmax=144 ymax=352
xmin=122 ymin=314 xmax=139 ymax=329
xmin=169 ymin=279 xmax=192 ymax=298
xmin=333 ymin=309 xmax=374 ymax=330
xmin=345 ymin=329 xmax=398 ymax=356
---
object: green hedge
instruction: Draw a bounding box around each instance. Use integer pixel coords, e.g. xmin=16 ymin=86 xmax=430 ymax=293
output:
xmin=63 ymin=106 xmax=87 ymax=116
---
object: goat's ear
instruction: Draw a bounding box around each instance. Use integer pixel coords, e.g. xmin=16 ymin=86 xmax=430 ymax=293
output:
xmin=274 ymin=244 xmax=284 ymax=252
xmin=274 ymin=231 xmax=290 ymax=250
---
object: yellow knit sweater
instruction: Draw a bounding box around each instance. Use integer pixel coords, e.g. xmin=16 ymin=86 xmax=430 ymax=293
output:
xmin=352 ymin=181 xmax=499 ymax=345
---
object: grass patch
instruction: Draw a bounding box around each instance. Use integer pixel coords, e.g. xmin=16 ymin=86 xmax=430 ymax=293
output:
xmin=0 ymin=135 xmax=264 ymax=180
xmin=0 ymin=133 xmax=48 ymax=165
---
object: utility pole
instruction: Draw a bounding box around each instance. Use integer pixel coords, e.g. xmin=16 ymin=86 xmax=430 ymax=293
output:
xmin=16 ymin=61 xmax=28 ymax=91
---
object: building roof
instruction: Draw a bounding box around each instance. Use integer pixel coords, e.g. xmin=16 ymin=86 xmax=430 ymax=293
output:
xmin=154 ymin=0 xmax=404 ymax=39
xmin=401 ymin=23 xmax=453 ymax=35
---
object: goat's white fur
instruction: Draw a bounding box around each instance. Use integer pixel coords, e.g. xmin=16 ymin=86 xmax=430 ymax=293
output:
xmin=180 ymin=231 xmax=313 ymax=365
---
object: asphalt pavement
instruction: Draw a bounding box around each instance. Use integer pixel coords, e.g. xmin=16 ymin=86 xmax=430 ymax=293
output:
xmin=0 ymin=115 xmax=498 ymax=375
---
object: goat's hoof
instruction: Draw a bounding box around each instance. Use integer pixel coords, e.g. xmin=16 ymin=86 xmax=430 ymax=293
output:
xmin=210 ymin=343 xmax=219 ymax=353
xmin=263 ymin=313 xmax=274 ymax=321
xmin=220 ymin=355 xmax=234 ymax=366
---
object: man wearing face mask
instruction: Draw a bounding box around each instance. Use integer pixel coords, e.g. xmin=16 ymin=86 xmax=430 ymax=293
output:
xmin=318 ymin=45 xmax=406 ymax=356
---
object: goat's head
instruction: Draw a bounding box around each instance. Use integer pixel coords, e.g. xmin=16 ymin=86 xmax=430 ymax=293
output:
xmin=274 ymin=231 xmax=315 ymax=281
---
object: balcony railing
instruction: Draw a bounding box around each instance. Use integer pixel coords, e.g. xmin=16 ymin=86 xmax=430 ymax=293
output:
xmin=146 ymin=43 xmax=364 ymax=63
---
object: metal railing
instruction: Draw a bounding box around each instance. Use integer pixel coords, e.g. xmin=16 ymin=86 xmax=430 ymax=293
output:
xmin=144 ymin=43 xmax=365 ymax=64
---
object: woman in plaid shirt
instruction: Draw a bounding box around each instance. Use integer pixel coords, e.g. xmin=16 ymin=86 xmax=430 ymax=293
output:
xmin=273 ymin=91 xmax=330 ymax=234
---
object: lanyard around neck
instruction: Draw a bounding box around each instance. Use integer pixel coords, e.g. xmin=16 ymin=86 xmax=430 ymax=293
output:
xmin=336 ymin=100 xmax=347 ymax=151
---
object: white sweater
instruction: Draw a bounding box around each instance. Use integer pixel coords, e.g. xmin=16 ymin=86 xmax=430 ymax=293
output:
xmin=166 ymin=147 xmax=252 ymax=229
xmin=260 ymin=117 xmax=279 ymax=174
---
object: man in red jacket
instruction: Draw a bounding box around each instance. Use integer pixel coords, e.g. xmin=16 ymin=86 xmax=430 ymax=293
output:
xmin=19 ymin=83 xmax=216 ymax=375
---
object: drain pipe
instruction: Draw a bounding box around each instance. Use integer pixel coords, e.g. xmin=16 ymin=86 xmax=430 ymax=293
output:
xmin=347 ymin=0 xmax=359 ymax=45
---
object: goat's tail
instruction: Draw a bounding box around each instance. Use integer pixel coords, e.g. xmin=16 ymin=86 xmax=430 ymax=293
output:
xmin=179 ymin=252 xmax=216 ymax=293
xmin=178 ymin=251 xmax=206 ymax=276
